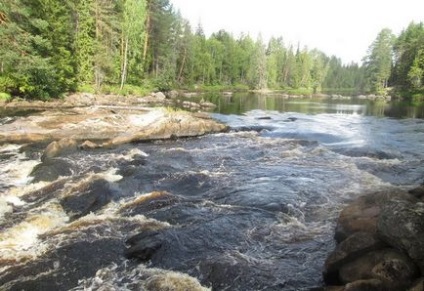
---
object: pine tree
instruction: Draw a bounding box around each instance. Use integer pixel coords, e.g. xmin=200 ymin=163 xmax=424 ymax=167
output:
xmin=363 ymin=28 xmax=395 ymax=94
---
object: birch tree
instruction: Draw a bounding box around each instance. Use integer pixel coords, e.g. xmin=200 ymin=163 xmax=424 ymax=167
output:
xmin=120 ymin=0 xmax=146 ymax=89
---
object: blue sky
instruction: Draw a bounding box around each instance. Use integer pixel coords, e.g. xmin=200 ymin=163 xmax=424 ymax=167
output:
xmin=171 ymin=0 xmax=424 ymax=64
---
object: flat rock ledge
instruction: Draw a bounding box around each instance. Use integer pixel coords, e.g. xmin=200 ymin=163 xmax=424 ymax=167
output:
xmin=322 ymin=186 xmax=424 ymax=291
xmin=0 ymin=105 xmax=228 ymax=152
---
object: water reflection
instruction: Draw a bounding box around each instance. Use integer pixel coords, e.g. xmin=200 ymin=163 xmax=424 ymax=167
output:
xmin=192 ymin=92 xmax=424 ymax=118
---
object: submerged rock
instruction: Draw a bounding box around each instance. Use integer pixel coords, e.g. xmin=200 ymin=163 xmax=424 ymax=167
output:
xmin=30 ymin=158 xmax=73 ymax=182
xmin=120 ymin=191 xmax=180 ymax=215
xmin=0 ymin=239 xmax=123 ymax=291
xmin=124 ymin=230 xmax=165 ymax=261
xmin=60 ymin=178 xmax=115 ymax=220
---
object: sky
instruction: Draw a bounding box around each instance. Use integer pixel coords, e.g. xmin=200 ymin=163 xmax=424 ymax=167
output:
xmin=170 ymin=0 xmax=424 ymax=64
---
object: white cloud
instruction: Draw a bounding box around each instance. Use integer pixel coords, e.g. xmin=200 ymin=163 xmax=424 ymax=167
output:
xmin=171 ymin=0 xmax=424 ymax=64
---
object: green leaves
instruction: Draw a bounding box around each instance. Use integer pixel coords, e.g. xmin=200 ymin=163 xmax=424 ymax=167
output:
xmin=363 ymin=28 xmax=395 ymax=94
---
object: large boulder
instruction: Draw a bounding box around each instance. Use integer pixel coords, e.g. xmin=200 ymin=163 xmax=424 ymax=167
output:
xmin=343 ymin=279 xmax=384 ymax=291
xmin=338 ymin=249 xmax=418 ymax=290
xmin=378 ymin=200 xmax=424 ymax=271
xmin=30 ymin=158 xmax=73 ymax=182
xmin=0 ymin=107 xmax=227 ymax=146
xmin=324 ymin=189 xmax=424 ymax=290
xmin=335 ymin=190 xmax=416 ymax=242
xmin=41 ymin=137 xmax=78 ymax=161
xmin=324 ymin=232 xmax=386 ymax=284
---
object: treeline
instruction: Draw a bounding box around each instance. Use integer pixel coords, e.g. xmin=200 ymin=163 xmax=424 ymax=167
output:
xmin=362 ymin=23 xmax=424 ymax=100
xmin=0 ymin=0 xmax=423 ymax=100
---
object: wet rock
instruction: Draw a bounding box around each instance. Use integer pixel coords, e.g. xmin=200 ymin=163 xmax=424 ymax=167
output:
xmin=124 ymin=230 xmax=165 ymax=261
xmin=120 ymin=191 xmax=180 ymax=215
xmin=335 ymin=147 xmax=397 ymax=160
xmin=21 ymin=179 xmax=68 ymax=203
xmin=378 ymin=200 xmax=424 ymax=271
xmin=41 ymin=137 xmax=78 ymax=161
xmin=233 ymin=125 xmax=275 ymax=133
xmin=144 ymin=271 xmax=210 ymax=291
xmin=344 ymin=279 xmax=384 ymax=291
xmin=60 ymin=178 xmax=114 ymax=220
xmin=182 ymin=101 xmax=201 ymax=109
xmin=30 ymin=158 xmax=73 ymax=182
xmin=153 ymin=91 xmax=166 ymax=101
xmin=0 ymin=239 xmax=122 ymax=291
xmin=338 ymin=249 xmax=418 ymax=289
xmin=409 ymin=278 xmax=424 ymax=291
xmin=319 ymin=287 xmax=345 ymax=291
xmin=324 ymin=232 xmax=386 ymax=284
xmin=409 ymin=185 xmax=424 ymax=199
xmin=166 ymin=90 xmax=179 ymax=99
xmin=0 ymin=107 xmax=227 ymax=146
xmin=79 ymin=140 xmax=101 ymax=150
xmin=335 ymin=190 xmax=416 ymax=242
xmin=198 ymin=255 xmax=285 ymax=290
xmin=64 ymin=93 xmax=96 ymax=106
xmin=200 ymin=101 xmax=216 ymax=109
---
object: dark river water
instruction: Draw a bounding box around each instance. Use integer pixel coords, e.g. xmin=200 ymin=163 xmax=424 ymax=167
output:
xmin=1 ymin=94 xmax=424 ymax=290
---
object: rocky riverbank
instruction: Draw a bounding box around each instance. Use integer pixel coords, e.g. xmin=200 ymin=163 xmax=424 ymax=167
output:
xmin=323 ymin=185 xmax=424 ymax=290
xmin=0 ymin=93 xmax=227 ymax=150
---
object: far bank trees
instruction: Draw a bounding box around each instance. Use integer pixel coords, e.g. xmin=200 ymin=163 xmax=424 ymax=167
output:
xmin=1 ymin=1 xmax=423 ymax=100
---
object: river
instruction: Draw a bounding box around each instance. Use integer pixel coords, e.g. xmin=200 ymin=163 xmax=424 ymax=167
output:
xmin=1 ymin=94 xmax=424 ymax=290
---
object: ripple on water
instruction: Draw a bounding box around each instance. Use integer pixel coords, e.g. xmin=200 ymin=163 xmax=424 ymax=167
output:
xmin=1 ymin=109 xmax=423 ymax=290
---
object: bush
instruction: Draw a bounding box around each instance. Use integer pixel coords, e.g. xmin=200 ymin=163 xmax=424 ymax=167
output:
xmin=0 ymin=92 xmax=12 ymax=101
xmin=0 ymin=76 xmax=15 ymax=93
xmin=77 ymin=84 xmax=96 ymax=94
xmin=95 ymin=84 xmax=152 ymax=96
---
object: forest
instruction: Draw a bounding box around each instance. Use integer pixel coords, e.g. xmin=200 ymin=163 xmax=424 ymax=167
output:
xmin=1 ymin=0 xmax=424 ymax=101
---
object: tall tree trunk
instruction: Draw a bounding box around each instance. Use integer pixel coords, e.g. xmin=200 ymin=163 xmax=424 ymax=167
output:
xmin=177 ymin=48 xmax=187 ymax=83
xmin=120 ymin=37 xmax=129 ymax=90
xmin=143 ymin=11 xmax=151 ymax=62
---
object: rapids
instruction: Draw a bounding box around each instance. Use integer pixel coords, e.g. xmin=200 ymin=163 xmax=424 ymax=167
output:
xmin=1 ymin=96 xmax=424 ymax=290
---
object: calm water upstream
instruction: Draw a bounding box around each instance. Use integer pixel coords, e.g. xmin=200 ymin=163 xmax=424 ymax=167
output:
xmin=1 ymin=94 xmax=424 ymax=290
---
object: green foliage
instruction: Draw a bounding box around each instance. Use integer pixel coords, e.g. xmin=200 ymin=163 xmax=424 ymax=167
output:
xmin=120 ymin=0 xmax=147 ymax=88
xmin=3 ymin=0 xmax=423 ymax=101
xmin=77 ymin=84 xmax=96 ymax=94
xmin=411 ymin=92 xmax=424 ymax=104
xmin=0 ymin=92 xmax=12 ymax=101
xmin=99 ymin=84 xmax=151 ymax=96
xmin=0 ymin=0 xmax=76 ymax=99
xmin=363 ymin=28 xmax=395 ymax=94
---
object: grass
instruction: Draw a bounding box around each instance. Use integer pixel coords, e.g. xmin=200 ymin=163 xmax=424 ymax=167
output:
xmin=178 ymin=83 xmax=249 ymax=92
xmin=77 ymin=83 xmax=154 ymax=96
xmin=0 ymin=92 xmax=12 ymax=102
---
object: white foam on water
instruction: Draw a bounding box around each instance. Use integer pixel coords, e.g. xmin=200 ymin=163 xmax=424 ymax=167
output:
xmin=113 ymin=148 xmax=149 ymax=162
xmin=71 ymin=263 xmax=211 ymax=291
xmin=0 ymin=198 xmax=13 ymax=221
xmin=96 ymin=167 xmax=123 ymax=183
xmin=0 ymin=149 xmax=39 ymax=189
xmin=0 ymin=194 xmax=25 ymax=222
xmin=0 ymin=202 xmax=69 ymax=262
